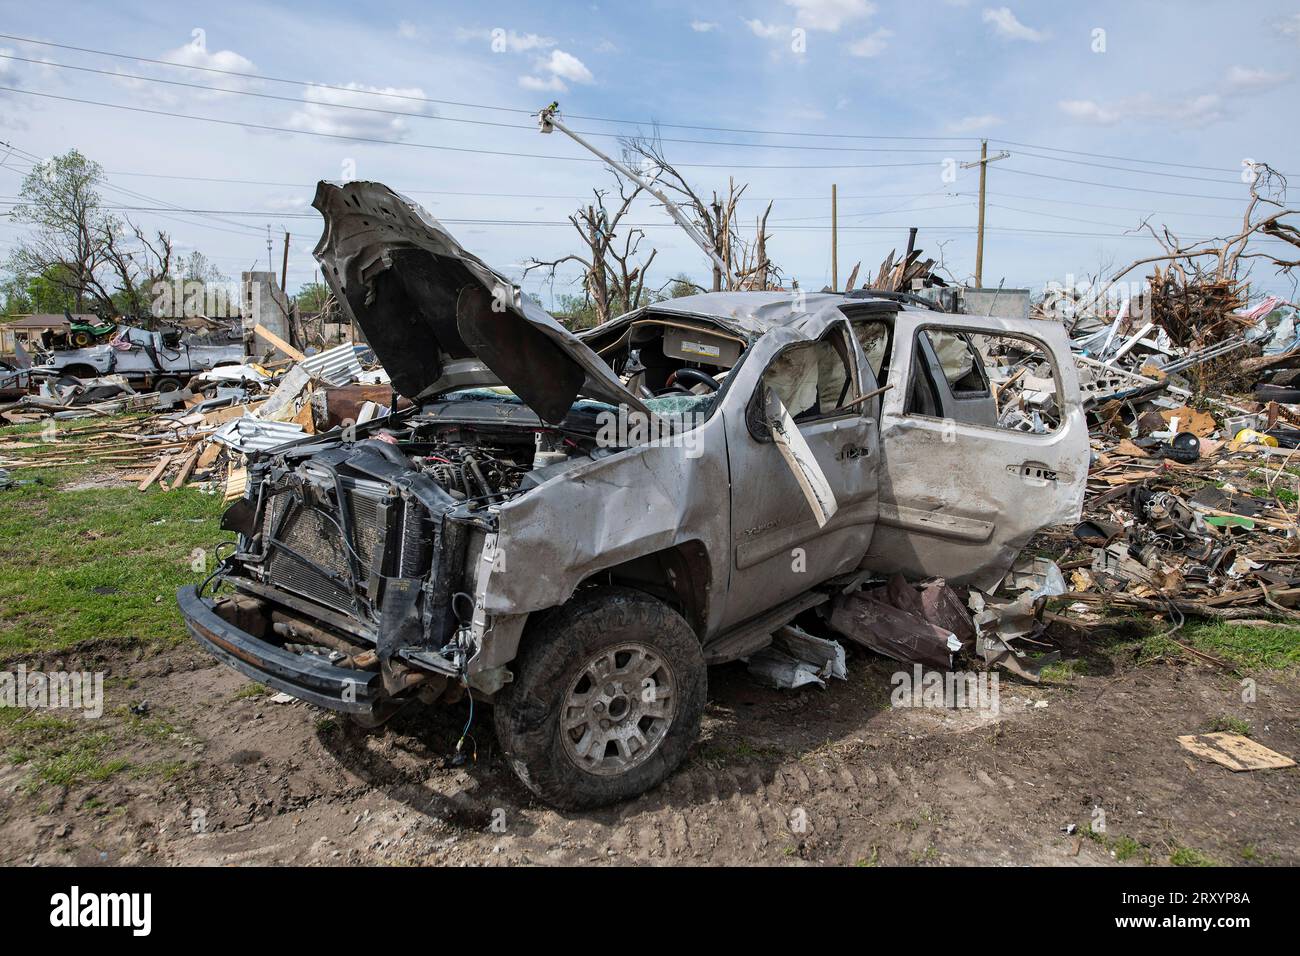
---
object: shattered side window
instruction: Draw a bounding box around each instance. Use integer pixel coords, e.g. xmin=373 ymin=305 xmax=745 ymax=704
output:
xmin=852 ymin=320 xmax=891 ymax=383
xmin=904 ymin=328 xmax=1062 ymax=434
xmin=762 ymin=329 xmax=856 ymax=423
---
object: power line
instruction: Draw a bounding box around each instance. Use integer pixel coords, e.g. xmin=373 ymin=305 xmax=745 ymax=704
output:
xmin=0 ymin=32 xmax=982 ymax=143
xmin=992 ymin=138 xmax=1295 ymax=178
xmin=0 ymin=86 xmax=957 ymax=170
xmin=6 ymin=32 xmax=1290 ymax=179
xmin=964 ymin=189 xmax=1251 ymax=221
xmin=0 ymin=52 xmax=976 ymax=156
xmin=999 ymin=165 xmax=1252 ymax=202
xmin=0 ymin=162 xmax=954 ymax=204
xmin=1011 ymin=148 xmax=1273 ymax=186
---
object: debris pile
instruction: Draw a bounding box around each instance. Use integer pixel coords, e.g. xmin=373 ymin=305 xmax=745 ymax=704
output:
xmin=0 ymin=342 xmax=393 ymax=499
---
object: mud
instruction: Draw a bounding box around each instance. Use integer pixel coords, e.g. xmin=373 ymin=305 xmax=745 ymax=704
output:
xmin=1 ymin=640 xmax=1296 ymax=866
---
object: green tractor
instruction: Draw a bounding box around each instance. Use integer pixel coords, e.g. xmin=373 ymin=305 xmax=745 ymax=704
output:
xmin=65 ymin=314 xmax=117 ymax=349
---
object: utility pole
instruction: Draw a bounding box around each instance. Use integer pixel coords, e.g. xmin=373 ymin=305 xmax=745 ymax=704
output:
xmin=265 ymin=225 xmax=273 ymax=274
xmin=280 ymin=231 xmax=290 ymax=295
xmin=831 ymin=183 xmax=838 ymax=291
xmin=961 ymin=140 xmax=1009 ymax=288
xmin=537 ymin=102 xmax=730 ymax=280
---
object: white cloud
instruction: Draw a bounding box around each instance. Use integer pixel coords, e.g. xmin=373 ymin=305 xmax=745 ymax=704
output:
xmin=519 ymin=74 xmax=566 ymax=92
xmin=161 ymin=40 xmax=259 ymax=89
xmin=690 ymin=20 xmax=718 ymax=32
xmin=455 ymin=28 xmax=556 ymax=53
xmin=1058 ymin=93 xmax=1225 ymax=128
xmin=745 ymin=18 xmax=784 ymax=39
xmin=1226 ymin=65 xmax=1290 ymax=92
xmin=518 ymin=49 xmax=594 ymax=93
xmin=111 ymin=39 xmax=259 ymax=105
xmin=1277 ymin=12 xmax=1300 ymax=39
xmin=981 ymin=7 xmax=1046 ymax=42
xmin=544 ymin=50 xmax=594 ymax=83
xmin=947 ymin=114 xmax=1003 ymax=133
xmin=848 ymin=28 xmax=892 ymax=57
xmin=397 ymin=21 xmax=423 ymax=40
xmin=0 ymin=46 xmax=55 ymax=89
xmin=785 ymin=0 xmax=876 ymax=32
xmin=1057 ymin=99 xmax=1121 ymax=125
xmin=287 ymin=83 xmax=436 ymax=139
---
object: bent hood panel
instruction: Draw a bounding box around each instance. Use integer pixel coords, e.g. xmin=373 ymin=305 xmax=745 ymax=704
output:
xmin=311 ymin=181 xmax=652 ymax=423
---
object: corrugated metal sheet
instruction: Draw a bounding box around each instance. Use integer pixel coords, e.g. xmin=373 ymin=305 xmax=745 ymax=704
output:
xmin=299 ymin=342 xmax=364 ymax=386
xmin=210 ymin=417 xmax=309 ymax=453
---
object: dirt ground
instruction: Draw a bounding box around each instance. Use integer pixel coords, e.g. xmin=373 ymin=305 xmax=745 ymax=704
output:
xmin=2 ymin=629 xmax=1296 ymax=867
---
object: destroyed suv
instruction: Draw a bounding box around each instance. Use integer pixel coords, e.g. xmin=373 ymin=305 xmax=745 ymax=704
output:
xmin=180 ymin=182 xmax=1088 ymax=808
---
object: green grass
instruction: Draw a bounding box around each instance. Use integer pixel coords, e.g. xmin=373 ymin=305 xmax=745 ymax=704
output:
xmin=1209 ymin=714 xmax=1252 ymax=736
xmin=0 ymin=418 xmax=227 ymax=789
xmin=1170 ymin=845 xmax=1218 ymax=867
xmin=1039 ymin=659 xmax=1081 ymax=685
xmin=0 ymin=419 xmax=229 ymax=658
xmin=1112 ymin=835 xmax=1142 ymax=862
xmin=1126 ymin=620 xmax=1300 ymax=671
xmin=1082 ymin=825 xmax=1150 ymax=864
xmin=233 ymin=682 xmax=267 ymax=700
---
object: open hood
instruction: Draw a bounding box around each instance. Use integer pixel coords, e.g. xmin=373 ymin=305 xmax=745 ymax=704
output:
xmin=312 ymin=181 xmax=654 ymax=424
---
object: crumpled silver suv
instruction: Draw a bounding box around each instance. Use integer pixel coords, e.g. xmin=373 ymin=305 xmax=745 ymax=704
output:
xmin=180 ymin=181 xmax=1087 ymax=808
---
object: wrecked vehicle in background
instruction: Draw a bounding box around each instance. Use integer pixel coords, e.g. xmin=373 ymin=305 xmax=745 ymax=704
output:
xmin=30 ymin=324 xmax=243 ymax=394
xmin=179 ymin=181 xmax=1089 ymax=809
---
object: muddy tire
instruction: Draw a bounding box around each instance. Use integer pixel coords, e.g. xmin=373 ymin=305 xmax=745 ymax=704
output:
xmin=494 ymin=586 xmax=706 ymax=810
xmin=154 ymin=376 xmax=184 ymax=394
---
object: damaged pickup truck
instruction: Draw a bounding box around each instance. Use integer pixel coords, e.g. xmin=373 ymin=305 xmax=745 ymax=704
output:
xmin=180 ymin=181 xmax=1088 ymax=808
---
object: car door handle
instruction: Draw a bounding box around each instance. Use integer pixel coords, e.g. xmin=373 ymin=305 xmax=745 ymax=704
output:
xmin=1008 ymin=461 xmax=1057 ymax=485
xmin=837 ymin=443 xmax=871 ymax=461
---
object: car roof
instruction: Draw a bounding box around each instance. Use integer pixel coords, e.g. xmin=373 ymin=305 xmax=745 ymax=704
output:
xmin=641 ymin=291 xmax=901 ymax=337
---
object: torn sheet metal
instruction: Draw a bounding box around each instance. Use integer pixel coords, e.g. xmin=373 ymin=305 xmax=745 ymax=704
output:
xmin=829 ymin=589 xmax=961 ymax=669
xmin=968 ymin=557 xmax=1067 ymax=682
xmin=298 ymin=342 xmax=365 ymax=386
xmin=210 ymin=417 xmax=309 ymax=453
xmin=745 ymin=624 xmax=848 ymax=689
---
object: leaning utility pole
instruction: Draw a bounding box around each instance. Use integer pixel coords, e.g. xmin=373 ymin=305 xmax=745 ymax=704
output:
xmin=960 ymin=140 xmax=1009 ymax=287
xmin=537 ymin=102 xmax=730 ymax=279
xmin=831 ymin=183 xmax=838 ymax=291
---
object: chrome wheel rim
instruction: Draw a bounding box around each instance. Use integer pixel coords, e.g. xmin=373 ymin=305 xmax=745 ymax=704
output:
xmin=560 ymin=642 xmax=677 ymax=776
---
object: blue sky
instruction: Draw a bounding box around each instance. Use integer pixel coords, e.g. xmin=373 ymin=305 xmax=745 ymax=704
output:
xmin=1 ymin=0 xmax=1298 ymax=305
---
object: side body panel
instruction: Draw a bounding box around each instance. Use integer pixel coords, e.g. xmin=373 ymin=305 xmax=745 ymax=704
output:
xmin=862 ymin=309 xmax=1088 ymax=589
xmin=719 ymin=314 xmax=882 ymax=629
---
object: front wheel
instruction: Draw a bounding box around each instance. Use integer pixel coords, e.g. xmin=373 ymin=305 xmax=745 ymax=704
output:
xmin=494 ymin=587 xmax=706 ymax=809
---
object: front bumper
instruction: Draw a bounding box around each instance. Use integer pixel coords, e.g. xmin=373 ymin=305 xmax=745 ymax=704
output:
xmin=178 ymin=585 xmax=380 ymax=714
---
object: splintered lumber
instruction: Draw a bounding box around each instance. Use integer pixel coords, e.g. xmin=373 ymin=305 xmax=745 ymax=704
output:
xmin=196 ymin=441 xmax=223 ymax=469
xmin=138 ymin=454 xmax=173 ymax=491
xmin=252 ymin=323 xmax=306 ymax=363
xmin=168 ymin=446 xmax=201 ymax=489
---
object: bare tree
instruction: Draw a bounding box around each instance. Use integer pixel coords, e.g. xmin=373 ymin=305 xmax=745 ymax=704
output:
xmin=621 ymin=135 xmax=780 ymax=292
xmin=96 ymin=222 xmax=174 ymax=320
xmin=525 ymin=172 xmax=657 ymax=325
xmin=1080 ymin=163 xmax=1300 ymax=316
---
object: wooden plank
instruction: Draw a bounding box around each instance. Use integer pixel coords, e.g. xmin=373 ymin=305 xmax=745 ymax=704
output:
xmin=138 ymin=454 xmax=173 ymax=492
xmin=1177 ymin=733 xmax=1295 ymax=772
xmin=168 ymin=446 xmax=201 ymax=489
xmin=252 ymin=324 xmax=306 ymax=362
